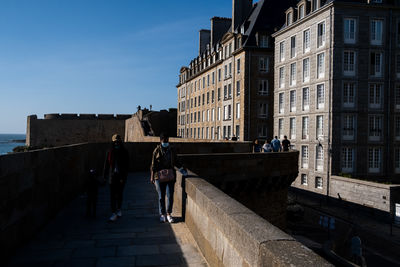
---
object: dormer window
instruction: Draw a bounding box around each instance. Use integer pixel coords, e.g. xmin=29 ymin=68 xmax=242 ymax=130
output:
xmin=260 ymin=35 xmax=269 ymax=48
xmin=312 ymin=0 xmax=319 ymax=11
xmin=299 ymin=5 xmax=304 ymax=19
xmin=287 ymin=12 xmax=293 ymax=26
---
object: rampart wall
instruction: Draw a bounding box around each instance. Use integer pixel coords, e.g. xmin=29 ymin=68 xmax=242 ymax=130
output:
xmin=26 ymin=114 xmax=131 ymax=147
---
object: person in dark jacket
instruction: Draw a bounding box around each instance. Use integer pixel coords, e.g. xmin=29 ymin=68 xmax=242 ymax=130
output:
xmin=150 ymin=133 xmax=181 ymax=223
xmin=104 ymin=134 xmax=129 ymax=222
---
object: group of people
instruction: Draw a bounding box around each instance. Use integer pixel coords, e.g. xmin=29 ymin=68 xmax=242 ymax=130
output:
xmin=253 ymin=135 xmax=291 ymax=153
xmin=99 ymin=133 xmax=181 ymax=223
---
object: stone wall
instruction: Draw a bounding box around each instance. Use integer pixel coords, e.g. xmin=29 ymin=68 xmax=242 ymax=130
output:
xmin=329 ymin=175 xmax=400 ymax=214
xmin=173 ymin=171 xmax=332 ymax=266
xmin=177 ymin=151 xmax=299 ymax=229
xmin=27 ymin=114 xmax=131 ymax=147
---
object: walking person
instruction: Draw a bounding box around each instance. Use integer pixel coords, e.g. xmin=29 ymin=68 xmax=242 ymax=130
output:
xmin=271 ymin=136 xmax=282 ymax=152
xmin=262 ymin=140 xmax=272 ymax=152
xmin=104 ymin=134 xmax=129 ymax=222
xmin=150 ymin=133 xmax=179 ymax=223
xmin=253 ymin=139 xmax=262 ymax=152
xmin=282 ymin=135 xmax=291 ymax=152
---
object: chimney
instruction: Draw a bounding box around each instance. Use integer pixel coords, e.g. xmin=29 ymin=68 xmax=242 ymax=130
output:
xmin=199 ymin=29 xmax=211 ymax=55
xmin=232 ymin=0 xmax=253 ymax=32
xmin=211 ymin=17 xmax=232 ymax=47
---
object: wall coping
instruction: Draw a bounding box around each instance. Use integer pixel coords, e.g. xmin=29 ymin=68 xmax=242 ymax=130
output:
xmin=331 ymin=175 xmax=400 ymax=190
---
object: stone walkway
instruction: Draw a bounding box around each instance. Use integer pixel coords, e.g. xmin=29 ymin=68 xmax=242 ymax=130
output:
xmin=7 ymin=172 xmax=208 ymax=267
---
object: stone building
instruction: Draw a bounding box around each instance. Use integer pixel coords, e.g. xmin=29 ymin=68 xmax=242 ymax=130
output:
xmin=177 ymin=0 xmax=296 ymax=141
xmin=272 ymin=0 xmax=400 ymax=195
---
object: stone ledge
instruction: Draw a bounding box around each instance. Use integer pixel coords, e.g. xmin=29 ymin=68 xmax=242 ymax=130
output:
xmin=184 ymin=177 xmax=331 ymax=266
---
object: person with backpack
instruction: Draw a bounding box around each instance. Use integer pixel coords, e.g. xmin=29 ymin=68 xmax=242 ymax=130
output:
xmin=271 ymin=136 xmax=282 ymax=152
xmin=103 ymin=134 xmax=129 ymax=222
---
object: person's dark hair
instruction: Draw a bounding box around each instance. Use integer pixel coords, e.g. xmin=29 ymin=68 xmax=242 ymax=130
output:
xmin=160 ymin=133 xmax=169 ymax=141
xmin=284 ymin=135 xmax=287 ymax=139
xmin=275 ymin=136 xmax=278 ymax=139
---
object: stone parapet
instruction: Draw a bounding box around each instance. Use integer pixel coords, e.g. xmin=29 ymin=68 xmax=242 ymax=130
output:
xmin=176 ymin=173 xmax=332 ymax=266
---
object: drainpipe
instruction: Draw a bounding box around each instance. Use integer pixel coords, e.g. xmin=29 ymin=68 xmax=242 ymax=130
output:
xmin=327 ymin=6 xmax=333 ymax=200
xmin=248 ymin=51 xmax=252 ymax=141
xmin=387 ymin=10 xmax=393 ymax=181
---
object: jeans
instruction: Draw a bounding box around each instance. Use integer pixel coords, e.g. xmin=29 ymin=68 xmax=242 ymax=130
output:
xmin=110 ymin=174 xmax=126 ymax=213
xmin=154 ymin=179 xmax=175 ymax=215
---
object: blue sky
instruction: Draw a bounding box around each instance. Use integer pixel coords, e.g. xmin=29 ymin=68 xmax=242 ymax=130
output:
xmin=0 ymin=0 xmax=234 ymax=133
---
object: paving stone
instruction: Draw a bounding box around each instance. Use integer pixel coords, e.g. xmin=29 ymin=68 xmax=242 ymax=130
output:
xmin=92 ymin=233 xmax=136 ymax=239
xmin=64 ymin=240 xmax=95 ymax=248
xmin=136 ymin=253 xmax=184 ymax=266
xmin=96 ymin=238 xmax=133 ymax=247
xmin=53 ymin=258 xmax=96 ymax=267
xmin=96 ymin=257 xmax=135 ymax=267
xmin=13 ymin=249 xmax=73 ymax=263
xmin=159 ymin=244 xmax=182 ymax=254
xmin=132 ymin=236 xmax=179 ymax=245
xmin=71 ymin=247 xmax=116 ymax=258
xmin=117 ymin=245 xmax=159 ymax=256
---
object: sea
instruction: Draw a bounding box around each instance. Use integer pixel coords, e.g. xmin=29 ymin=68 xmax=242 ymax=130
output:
xmin=0 ymin=134 xmax=26 ymax=155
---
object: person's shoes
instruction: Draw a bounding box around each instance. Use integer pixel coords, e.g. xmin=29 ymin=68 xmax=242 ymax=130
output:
xmin=109 ymin=213 xmax=118 ymax=222
xmin=116 ymin=209 xmax=122 ymax=217
xmin=160 ymin=215 xmax=166 ymax=223
xmin=167 ymin=215 xmax=174 ymax=223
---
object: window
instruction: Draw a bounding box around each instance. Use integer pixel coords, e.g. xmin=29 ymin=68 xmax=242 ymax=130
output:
xmin=370 ymin=52 xmax=383 ymax=77
xmin=343 ymin=82 xmax=355 ymax=108
xmin=290 ymin=90 xmax=296 ymax=112
xmin=207 ymin=109 xmax=210 ymax=121
xmin=317 ymin=22 xmax=326 ymax=48
xmin=279 ymin=41 xmax=285 ymax=62
xmin=395 ymin=148 xmax=400 ymax=173
xmin=278 ymin=119 xmax=284 ymax=139
xmin=217 ymin=107 xmax=221 ymax=121
xmin=216 ymin=126 xmax=220 ymax=139
xmin=344 ymin=18 xmax=357 ymax=44
xmin=202 ymin=94 xmax=205 ymax=105
xmin=237 ymin=58 xmax=241 ymax=74
xmin=194 ymin=112 xmax=197 ymax=122
xmin=202 ymin=111 xmax=205 ymax=122
xmin=207 ymin=92 xmax=210 ymax=104
xmin=301 ymin=146 xmax=309 ymax=168
xmin=315 ymin=177 xmax=323 ymax=189
xmin=317 ymin=53 xmax=325 ymax=78
xmin=236 ymin=81 xmax=240 ymax=96
xmin=279 ymin=93 xmax=284 ymax=114
xmin=206 ymin=127 xmax=209 ymax=139
xmin=290 ymin=117 xmax=296 ymax=140
xmin=344 ymin=51 xmax=356 ymax=76
xmin=236 ymin=103 xmax=240 ymax=119
xmin=259 ymin=102 xmax=268 ymax=118
xmin=287 ymin=12 xmax=292 ymax=26
xmin=203 ymin=77 xmax=205 ymax=88
xmin=343 ymin=115 xmax=355 ymax=140
xmin=212 ymin=108 xmax=215 ymax=121
xmin=218 ymin=69 xmax=221 ymax=81
xmin=259 ymin=80 xmax=268 ymax=95
xmin=224 ymin=86 xmax=227 ymax=99
xmin=218 ymin=88 xmax=221 ymax=101
xmin=229 ymin=63 xmax=232 ymax=76
xmin=224 ymin=65 xmax=227 ymax=78
xmin=368 ymin=147 xmax=381 ymax=173
xmin=395 ymin=116 xmax=400 ymax=140
xmin=369 ymin=83 xmax=382 ymax=109
xmin=258 ymin=124 xmax=267 ymax=137
xmin=212 ymin=72 xmax=215 ymax=84
xmin=396 ymin=54 xmax=400 ymax=78
xmin=228 ymin=84 xmax=232 ymax=98
xmin=301 ymin=174 xmax=308 ymax=185
xmin=396 ymin=84 xmax=400 ymax=109
xmin=316 ymin=146 xmax=324 ymax=171
xmin=299 ymin=5 xmax=304 ymax=19
xmin=260 ymin=35 xmax=269 ymax=48
xmin=303 ymin=58 xmax=310 ymax=82
xmin=342 ymin=147 xmax=354 ymax=172
xmin=316 ymin=115 xmax=324 ymax=138
xmin=259 ymin=56 xmax=269 ymax=72
xmin=290 ymin=63 xmax=296 ymax=86
xmin=302 ymin=116 xmax=309 ymax=139
xmin=317 ymin=84 xmax=325 ymax=109
xmin=371 ymin=19 xmax=383 ymax=45
xmin=302 ymin=87 xmax=310 ymax=111
xmin=211 ymin=127 xmax=214 ymax=140
xmin=279 ymin=67 xmax=285 ymax=88
xmin=235 ymin=125 xmax=240 ymax=140
xmin=223 ymin=105 xmax=231 ymax=120
xmin=369 ymin=115 xmax=382 ymax=141
xmin=212 ymin=90 xmax=215 ymax=103
xmin=303 ymin=29 xmax=310 ymax=53
xmin=290 ymin=36 xmax=296 ymax=58
xmin=207 ymin=75 xmax=210 ymax=86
